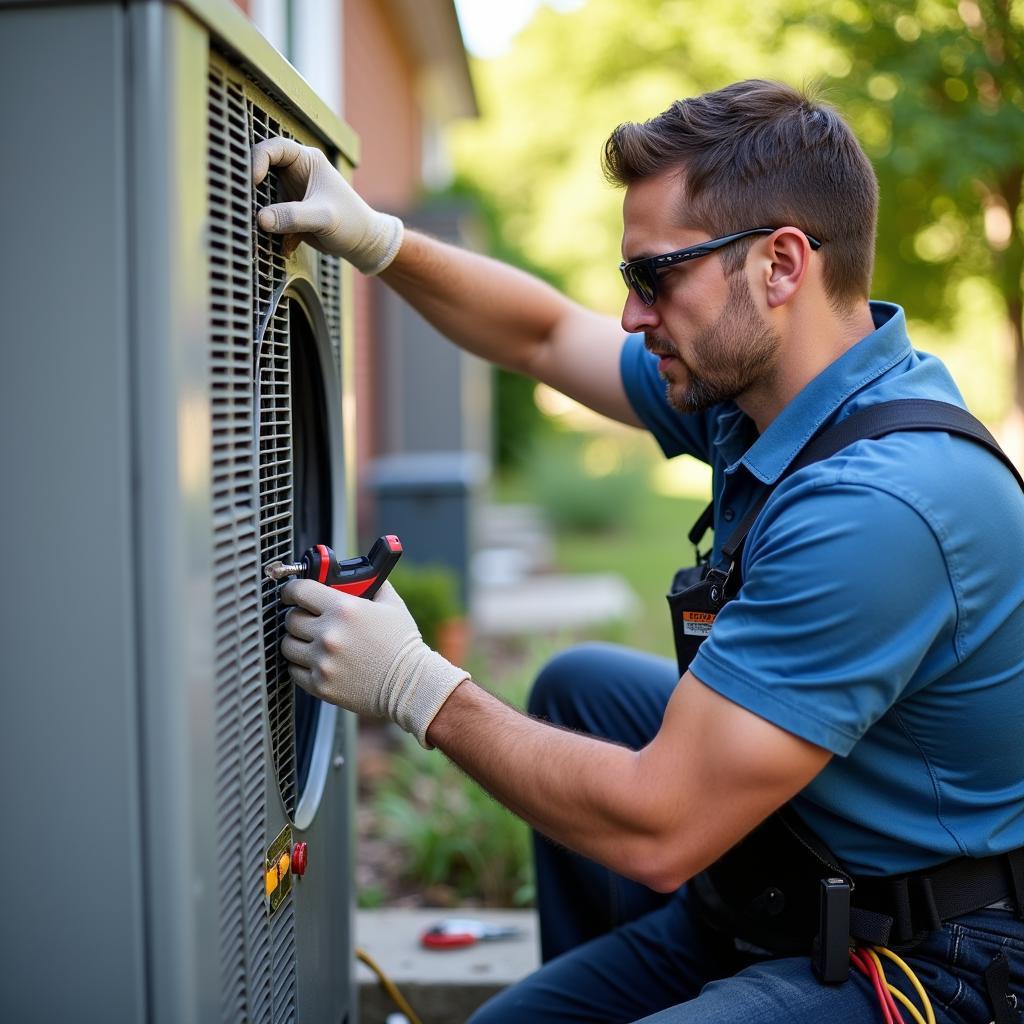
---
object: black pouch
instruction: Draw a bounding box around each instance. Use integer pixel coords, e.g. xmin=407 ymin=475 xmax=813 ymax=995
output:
xmin=667 ymin=501 xmax=733 ymax=675
xmin=691 ymin=804 xmax=852 ymax=956
xmin=667 ymin=564 xmax=730 ymax=676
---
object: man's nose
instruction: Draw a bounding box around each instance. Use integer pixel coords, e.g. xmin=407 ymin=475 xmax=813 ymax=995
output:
xmin=621 ymin=288 xmax=659 ymax=334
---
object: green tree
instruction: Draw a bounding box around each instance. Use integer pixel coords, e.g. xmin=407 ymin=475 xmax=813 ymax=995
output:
xmin=812 ymin=0 xmax=1024 ymax=418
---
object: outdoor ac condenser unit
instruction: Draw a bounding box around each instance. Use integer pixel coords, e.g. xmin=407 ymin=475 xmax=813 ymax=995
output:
xmin=1 ymin=2 xmax=359 ymax=1021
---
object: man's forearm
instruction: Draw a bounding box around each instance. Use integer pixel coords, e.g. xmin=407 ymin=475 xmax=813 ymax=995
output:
xmin=425 ymin=679 xmax=685 ymax=890
xmin=251 ymin=138 xmax=631 ymax=413
xmin=380 ymin=230 xmax=602 ymax=376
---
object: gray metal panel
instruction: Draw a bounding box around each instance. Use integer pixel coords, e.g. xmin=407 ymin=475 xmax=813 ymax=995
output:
xmin=0 ymin=6 xmax=148 ymax=1022
xmin=0 ymin=0 xmax=360 ymax=164
xmin=292 ymin=714 xmax=357 ymax=1022
xmin=127 ymin=4 xmax=221 ymax=1021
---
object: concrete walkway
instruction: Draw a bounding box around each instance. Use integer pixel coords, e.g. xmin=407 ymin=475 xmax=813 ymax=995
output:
xmin=356 ymin=908 xmax=539 ymax=1024
xmin=471 ymin=503 xmax=639 ymax=637
xmin=473 ymin=571 xmax=639 ymax=636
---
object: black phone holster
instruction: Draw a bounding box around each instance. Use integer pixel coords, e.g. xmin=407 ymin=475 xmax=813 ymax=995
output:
xmin=667 ymin=564 xmax=730 ymax=678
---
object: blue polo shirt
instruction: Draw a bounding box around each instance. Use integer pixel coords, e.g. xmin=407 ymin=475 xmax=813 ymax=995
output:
xmin=621 ymin=301 xmax=1024 ymax=875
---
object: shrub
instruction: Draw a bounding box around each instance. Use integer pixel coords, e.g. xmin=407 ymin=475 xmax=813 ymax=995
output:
xmin=366 ymin=642 xmax=561 ymax=907
xmin=389 ymin=564 xmax=462 ymax=650
xmin=528 ymin=432 xmax=646 ymax=533
xmin=373 ymin=734 xmax=535 ymax=907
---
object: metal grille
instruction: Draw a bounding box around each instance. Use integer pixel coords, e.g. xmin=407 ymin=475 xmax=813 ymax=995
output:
xmin=250 ymin=104 xmax=299 ymax=827
xmin=209 ymin=59 xmax=299 ymax=1024
xmin=209 ymin=60 xmax=343 ymax=1024
xmin=208 ymin=63 xmax=275 ymax=1024
xmin=250 ymin=100 xmax=299 ymax=1024
xmin=319 ymin=253 xmax=342 ymax=368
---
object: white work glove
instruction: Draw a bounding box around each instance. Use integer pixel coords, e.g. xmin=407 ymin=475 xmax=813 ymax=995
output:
xmin=252 ymin=137 xmax=404 ymax=274
xmin=280 ymin=580 xmax=469 ymax=748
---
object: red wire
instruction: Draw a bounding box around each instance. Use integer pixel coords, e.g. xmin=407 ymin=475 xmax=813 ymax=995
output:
xmin=879 ymin=968 xmax=906 ymax=1024
xmin=878 ymin=961 xmax=907 ymax=1024
xmin=859 ymin=946 xmax=907 ymax=1024
xmin=851 ymin=947 xmax=901 ymax=1024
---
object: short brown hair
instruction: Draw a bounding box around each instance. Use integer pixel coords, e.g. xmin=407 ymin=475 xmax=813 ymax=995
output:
xmin=603 ymin=80 xmax=878 ymax=306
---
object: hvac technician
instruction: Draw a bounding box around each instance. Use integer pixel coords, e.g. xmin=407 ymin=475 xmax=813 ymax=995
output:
xmin=252 ymin=80 xmax=1024 ymax=1024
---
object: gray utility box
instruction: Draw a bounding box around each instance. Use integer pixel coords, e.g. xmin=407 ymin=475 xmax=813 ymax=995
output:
xmin=1 ymin=2 xmax=359 ymax=1022
xmin=369 ymin=452 xmax=488 ymax=608
xmin=371 ymin=203 xmax=492 ymax=608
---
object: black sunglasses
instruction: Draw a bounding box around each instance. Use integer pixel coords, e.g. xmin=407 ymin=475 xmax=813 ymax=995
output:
xmin=619 ymin=227 xmax=823 ymax=306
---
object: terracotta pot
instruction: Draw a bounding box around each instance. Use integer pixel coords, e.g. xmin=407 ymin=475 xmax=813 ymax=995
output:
xmin=437 ymin=616 xmax=471 ymax=666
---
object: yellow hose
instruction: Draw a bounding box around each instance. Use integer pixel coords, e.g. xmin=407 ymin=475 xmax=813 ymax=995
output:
xmin=355 ymin=946 xmax=424 ymax=1024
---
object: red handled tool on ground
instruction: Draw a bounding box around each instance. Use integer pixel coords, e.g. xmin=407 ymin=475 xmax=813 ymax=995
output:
xmin=420 ymin=919 xmax=522 ymax=950
xmin=264 ymin=535 xmax=403 ymax=599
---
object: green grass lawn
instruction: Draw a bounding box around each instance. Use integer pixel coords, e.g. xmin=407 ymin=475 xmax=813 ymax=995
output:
xmin=495 ymin=434 xmax=708 ymax=660
xmin=552 ymin=489 xmax=706 ymax=660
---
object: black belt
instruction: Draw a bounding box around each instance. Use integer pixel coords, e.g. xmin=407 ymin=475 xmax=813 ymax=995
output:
xmin=851 ymin=847 xmax=1024 ymax=948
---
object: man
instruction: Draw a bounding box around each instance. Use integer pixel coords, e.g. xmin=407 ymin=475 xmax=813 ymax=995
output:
xmin=252 ymin=81 xmax=1024 ymax=1022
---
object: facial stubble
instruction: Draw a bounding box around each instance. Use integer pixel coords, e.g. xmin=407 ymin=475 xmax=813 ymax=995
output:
xmin=660 ymin=275 xmax=781 ymax=415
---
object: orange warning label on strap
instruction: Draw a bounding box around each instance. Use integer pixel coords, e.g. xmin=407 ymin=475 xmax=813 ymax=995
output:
xmin=682 ymin=611 xmax=715 ymax=637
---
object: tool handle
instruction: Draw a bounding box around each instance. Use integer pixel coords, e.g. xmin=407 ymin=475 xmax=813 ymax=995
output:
xmin=350 ymin=535 xmax=403 ymax=600
xmin=421 ymin=931 xmax=477 ymax=949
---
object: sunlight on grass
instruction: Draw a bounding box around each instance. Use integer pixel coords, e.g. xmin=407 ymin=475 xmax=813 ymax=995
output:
xmin=499 ymin=422 xmax=709 ymax=659
xmin=649 ymin=454 xmax=713 ymax=500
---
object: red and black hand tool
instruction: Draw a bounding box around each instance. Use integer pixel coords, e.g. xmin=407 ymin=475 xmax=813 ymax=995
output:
xmin=264 ymin=534 xmax=402 ymax=600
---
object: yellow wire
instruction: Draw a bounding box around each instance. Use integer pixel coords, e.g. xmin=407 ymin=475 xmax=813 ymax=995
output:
xmin=355 ymin=946 xmax=424 ymax=1024
xmin=873 ymin=945 xmax=936 ymax=1024
xmin=865 ymin=947 xmax=927 ymax=1024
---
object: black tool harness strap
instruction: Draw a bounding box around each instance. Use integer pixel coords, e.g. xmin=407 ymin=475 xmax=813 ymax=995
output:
xmin=720 ymin=398 xmax=1024 ymax=566
xmin=851 ymin=846 xmax=1024 ymax=948
xmin=678 ymin=398 xmax=1024 ymax=954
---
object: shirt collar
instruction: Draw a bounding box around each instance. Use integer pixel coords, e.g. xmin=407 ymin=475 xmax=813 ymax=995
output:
xmin=729 ymin=301 xmax=912 ymax=483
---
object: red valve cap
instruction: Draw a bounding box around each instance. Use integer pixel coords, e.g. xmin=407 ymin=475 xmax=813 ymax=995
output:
xmin=292 ymin=841 xmax=308 ymax=877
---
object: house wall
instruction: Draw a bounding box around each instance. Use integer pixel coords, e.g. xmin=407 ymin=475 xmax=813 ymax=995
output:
xmin=343 ymin=0 xmax=423 ymax=531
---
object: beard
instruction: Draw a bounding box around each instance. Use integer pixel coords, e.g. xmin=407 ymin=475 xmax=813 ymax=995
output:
xmin=653 ymin=275 xmax=781 ymax=415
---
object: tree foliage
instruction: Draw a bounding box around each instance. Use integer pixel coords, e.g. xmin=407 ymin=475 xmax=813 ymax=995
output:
xmin=815 ymin=0 xmax=1024 ymax=413
xmin=449 ymin=0 xmax=1024 ymax=425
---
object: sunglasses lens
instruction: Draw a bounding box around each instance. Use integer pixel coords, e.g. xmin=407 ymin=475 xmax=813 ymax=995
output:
xmin=627 ymin=266 xmax=656 ymax=305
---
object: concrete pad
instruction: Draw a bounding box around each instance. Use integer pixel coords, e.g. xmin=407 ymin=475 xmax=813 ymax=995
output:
xmin=472 ymin=573 xmax=639 ymax=637
xmin=356 ymin=908 xmax=539 ymax=1024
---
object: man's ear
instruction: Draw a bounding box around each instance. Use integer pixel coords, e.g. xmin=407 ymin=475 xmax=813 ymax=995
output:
xmin=763 ymin=228 xmax=812 ymax=309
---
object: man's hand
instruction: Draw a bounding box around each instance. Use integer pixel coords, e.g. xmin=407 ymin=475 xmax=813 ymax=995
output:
xmin=279 ymin=580 xmax=469 ymax=747
xmin=252 ymin=137 xmax=403 ymax=273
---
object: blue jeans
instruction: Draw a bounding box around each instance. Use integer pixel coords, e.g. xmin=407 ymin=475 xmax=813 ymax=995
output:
xmin=468 ymin=643 xmax=1024 ymax=1024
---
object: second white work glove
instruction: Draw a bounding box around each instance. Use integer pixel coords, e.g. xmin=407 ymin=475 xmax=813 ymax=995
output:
xmin=252 ymin=137 xmax=403 ymax=274
xmin=280 ymin=580 xmax=469 ymax=748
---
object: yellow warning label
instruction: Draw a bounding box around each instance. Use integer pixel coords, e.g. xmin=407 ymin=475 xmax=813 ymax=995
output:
xmin=265 ymin=824 xmax=293 ymax=916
